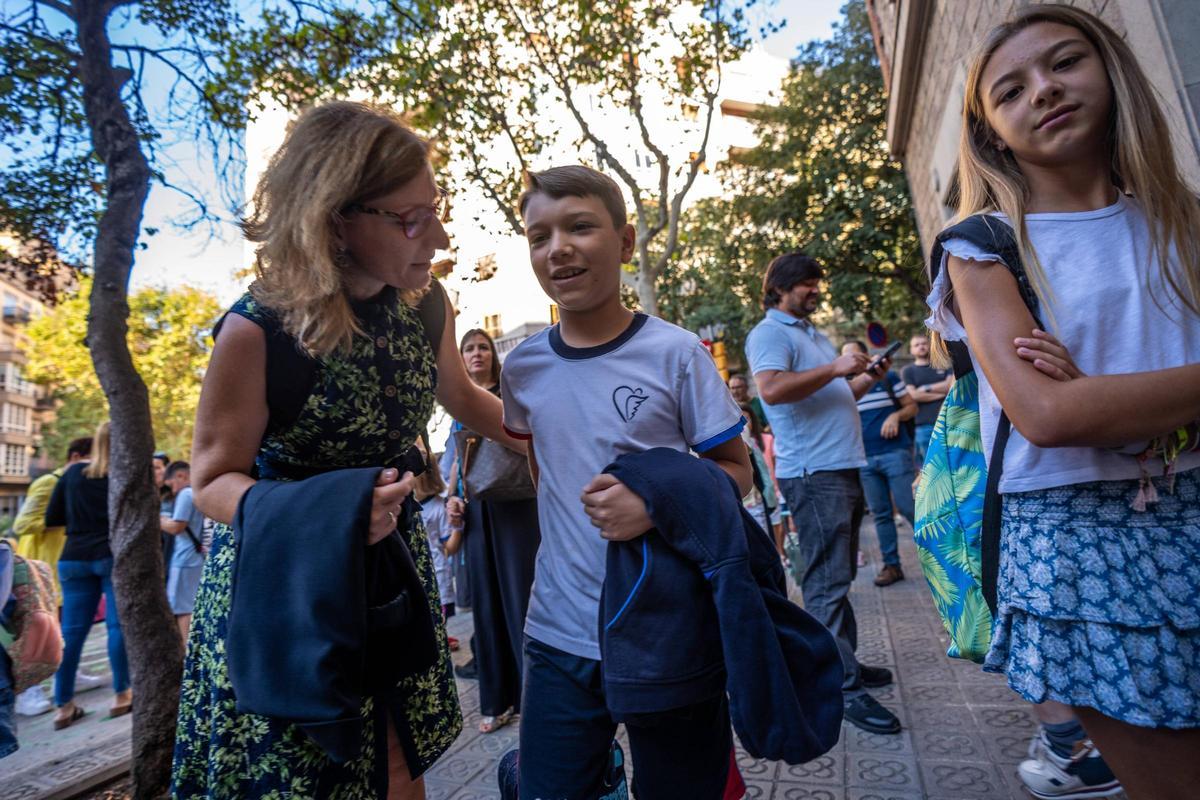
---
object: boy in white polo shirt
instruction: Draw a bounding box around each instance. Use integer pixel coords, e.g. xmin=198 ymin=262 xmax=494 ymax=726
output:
xmin=500 ymin=165 xmax=752 ymax=800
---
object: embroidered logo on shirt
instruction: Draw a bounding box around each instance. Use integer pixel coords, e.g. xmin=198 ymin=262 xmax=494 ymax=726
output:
xmin=612 ymin=386 xmax=649 ymax=422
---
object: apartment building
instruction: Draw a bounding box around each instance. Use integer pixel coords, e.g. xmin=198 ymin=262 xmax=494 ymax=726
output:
xmin=0 ymin=277 xmax=53 ymax=518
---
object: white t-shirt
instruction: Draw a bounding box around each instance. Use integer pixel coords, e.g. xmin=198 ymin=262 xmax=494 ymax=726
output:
xmin=501 ymin=314 xmax=745 ymax=660
xmin=926 ymin=195 xmax=1200 ymax=494
xmin=420 ymin=495 xmax=454 ymax=606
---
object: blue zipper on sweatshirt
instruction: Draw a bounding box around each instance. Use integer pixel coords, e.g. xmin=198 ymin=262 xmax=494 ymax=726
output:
xmin=605 ymin=538 xmax=651 ymax=631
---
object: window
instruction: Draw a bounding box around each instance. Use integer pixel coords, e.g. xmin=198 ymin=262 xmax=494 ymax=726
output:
xmin=0 ymin=493 xmax=22 ymax=517
xmin=2 ymin=443 xmax=28 ymax=476
xmin=1 ymin=404 xmax=28 ymax=434
xmin=483 ymin=314 xmax=503 ymax=340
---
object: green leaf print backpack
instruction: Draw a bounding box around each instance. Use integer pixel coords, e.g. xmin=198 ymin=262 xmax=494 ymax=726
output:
xmin=914 ymin=215 xmax=1042 ymax=663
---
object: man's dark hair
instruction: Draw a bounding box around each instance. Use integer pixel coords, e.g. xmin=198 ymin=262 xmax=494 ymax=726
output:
xmin=518 ymin=165 xmax=628 ymax=228
xmin=727 ymin=373 xmax=747 ymax=385
xmin=165 ymin=460 xmax=190 ymax=479
xmin=844 ymin=340 xmax=868 ymax=354
xmin=66 ymin=437 xmax=92 ymax=459
xmin=762 ymin=252 xmax=824 ymax=309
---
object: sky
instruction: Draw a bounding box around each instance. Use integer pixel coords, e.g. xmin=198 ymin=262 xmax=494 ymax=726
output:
xmin=126 ymin=0 xmax=847 ymax=304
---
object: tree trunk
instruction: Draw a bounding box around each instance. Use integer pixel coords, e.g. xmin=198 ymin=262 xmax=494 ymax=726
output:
xmin=74 ymin=1 xmax=184 ymax=796
xmin=635 ymin=271 xmax=659 ymax=317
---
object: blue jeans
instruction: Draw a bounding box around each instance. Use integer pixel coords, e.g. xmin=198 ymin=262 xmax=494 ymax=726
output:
xmin=56 ymin=559 xmax=129 ymax=706
xmin=518 ymin=636 xmax=736 ymax=800
xmin=858 ymin=450 xmax=916 ymax=568
xmin=914 ymin=423 xmax=936 ymax=466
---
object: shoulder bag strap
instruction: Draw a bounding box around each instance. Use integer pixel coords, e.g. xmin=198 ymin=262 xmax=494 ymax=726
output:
xmin=183 ymin=526 xmax=206 ymax=556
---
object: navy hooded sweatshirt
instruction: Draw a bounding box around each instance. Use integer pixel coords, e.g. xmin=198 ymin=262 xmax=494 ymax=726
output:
xmin=600 ymin=448 xmax=844 ymax=765
xmin=227 ymin=467 xmax=438 ymax=763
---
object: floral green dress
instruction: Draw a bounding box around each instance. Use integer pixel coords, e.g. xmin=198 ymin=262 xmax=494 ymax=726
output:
xmin=171 ymin=287 xmax=461 ymax=799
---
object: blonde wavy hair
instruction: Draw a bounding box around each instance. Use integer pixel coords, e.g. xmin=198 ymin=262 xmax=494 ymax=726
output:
xmin=935 ymin=4 xmax=1200 ymax=361
xmin=243 ymin=101 xmax=432 ymax=356
xmin=84 ymin=420 xmax=110 ymax=479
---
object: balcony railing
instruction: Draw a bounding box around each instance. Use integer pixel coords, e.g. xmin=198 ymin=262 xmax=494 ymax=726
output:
xmin=2 ymin=306 xmax=31 ymax=325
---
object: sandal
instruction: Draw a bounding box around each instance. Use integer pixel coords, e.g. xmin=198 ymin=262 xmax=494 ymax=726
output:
xmin=107 ymin=692 xmax=133 ymax=720
xmin=54 ymin=705 xmax=88 ymax=731
xmin=478 ymin=708 xmax=514 ymax=734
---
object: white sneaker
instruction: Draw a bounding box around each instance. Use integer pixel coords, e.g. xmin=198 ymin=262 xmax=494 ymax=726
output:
xmin=1018 ymin=731 xmax=1123 ymax=799
xmin=74 ymin=671 xmax=106 ymax=692
xmin=15 ymin=685 xmax=53 ymax=717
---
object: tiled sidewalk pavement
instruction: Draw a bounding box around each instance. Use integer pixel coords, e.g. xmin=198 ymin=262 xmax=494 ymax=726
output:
xmin=430 ymin=520 xmax=1130 ymax=800
xmin=0 ymin=519 xmax=1129 ymax=799
xmin=1 ymin=623 xmax=132 ymax=799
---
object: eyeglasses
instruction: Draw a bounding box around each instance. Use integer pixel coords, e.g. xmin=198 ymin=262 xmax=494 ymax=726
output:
xmin=344 ymin=188 xmax=450 ymax=240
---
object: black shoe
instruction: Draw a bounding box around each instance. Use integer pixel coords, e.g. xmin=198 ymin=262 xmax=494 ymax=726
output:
xmin=860 ymin=665 xmax=894 ymax=688
xmin=454 ymin=659 xmax=478 ymax=680
xmin=844 ymin=693 xmax=901 ymax=734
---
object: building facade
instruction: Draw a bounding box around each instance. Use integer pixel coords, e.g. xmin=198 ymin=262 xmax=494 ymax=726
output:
xmin=0 ymin=276 xmax=54 ymax=518
xmin=869 ymin=0 xmax=1200 ymax=251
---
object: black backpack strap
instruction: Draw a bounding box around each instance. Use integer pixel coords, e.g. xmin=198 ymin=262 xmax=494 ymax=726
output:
xmin=417 ymin=279 xmax=448 ymax=355
xmin=930 ymin=215 xmax=1043 ymax=328
xmin=215 ymin=280 xmax=449 ymax=433
xmin=929 ymin=214 xmax=1045 ymax=616
xmin=213 ymin=307 xmax=316 ymax=433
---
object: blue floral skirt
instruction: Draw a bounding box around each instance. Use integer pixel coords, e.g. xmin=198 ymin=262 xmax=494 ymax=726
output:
xmin=984 ymin=467 xmax=1200 ymax=728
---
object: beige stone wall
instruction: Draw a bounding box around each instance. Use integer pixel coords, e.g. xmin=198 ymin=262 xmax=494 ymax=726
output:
xmin=871 ymin=0 xmax=1200 ymax=256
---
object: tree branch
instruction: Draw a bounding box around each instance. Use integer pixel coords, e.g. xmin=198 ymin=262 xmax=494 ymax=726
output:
xmin=34 ymin=0 xmax=74 ymax=20
xmin=497 ymin=0 xmax=647 ymax=219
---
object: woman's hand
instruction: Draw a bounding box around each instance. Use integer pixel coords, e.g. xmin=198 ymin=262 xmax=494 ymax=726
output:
xmin=1014 ymin=329 xmax=1087 ymax=382
xmin=446 ymin=495 xmax=465 ymax=529
xmin=581 ymin=474 xmax=653 ymax=541
xmin=369 ymin=468 xmax=416 ymax=545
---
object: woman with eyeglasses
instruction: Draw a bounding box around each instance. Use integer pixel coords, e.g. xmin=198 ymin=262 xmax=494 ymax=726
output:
xmin=172 ymin=101 xmax=519 ymax=800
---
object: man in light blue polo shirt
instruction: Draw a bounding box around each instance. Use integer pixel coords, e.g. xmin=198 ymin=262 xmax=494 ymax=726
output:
xmin=745 ymin=252 xmax=901 ymax=736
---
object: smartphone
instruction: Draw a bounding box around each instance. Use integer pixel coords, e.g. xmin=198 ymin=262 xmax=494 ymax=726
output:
xmin=867 ymin=340 xmax=903 ymax=373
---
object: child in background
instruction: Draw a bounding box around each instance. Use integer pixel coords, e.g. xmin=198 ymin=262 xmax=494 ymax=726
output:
xmin=415 ymin=456 xmax=461 ymax=651
xmin=739 ymin=403 xmax=782 ymax=555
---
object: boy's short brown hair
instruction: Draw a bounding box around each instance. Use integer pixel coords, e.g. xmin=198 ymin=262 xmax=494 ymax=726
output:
xmin=518 ymin=166 xmax=628 ymax=228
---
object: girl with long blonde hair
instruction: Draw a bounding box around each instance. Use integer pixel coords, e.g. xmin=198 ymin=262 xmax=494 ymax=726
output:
xmin=925 ymin=5 xmax=1200 ymax=798
xmin=174 ymin=101 xmax=520 ymax=800
xmin=45 ymin=420 xmax=132 ymax=729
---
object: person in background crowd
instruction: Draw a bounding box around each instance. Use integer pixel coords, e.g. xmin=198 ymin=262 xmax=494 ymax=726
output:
xmin=1 ymin=538 xmax=16 ymax=759
xmin=739 ymin=402 xmax=783 ymax=555
xmin=841 ymin=340 xmax=917 ymax=588
xmin=901 ymin=334 xmax=953 ymax=465
xmin=729 ymin=373 xmax=769 ymax=432
xmin=44 ymin=421 xmax=131 ymax=730
xmin=414 ymin=449 xmax=461 ymax=651
xmin=155 ymin=451 xmax=176 ymax=571
xmin=159 ymin=462 xmax=205 ymax=643
xmin=11 ymin=437 xmax=99 ymax=718
xmin=746 ymin=252 xmax=901 ymax=735
xmin=450 ymin=328 xmax=541 ymax=735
